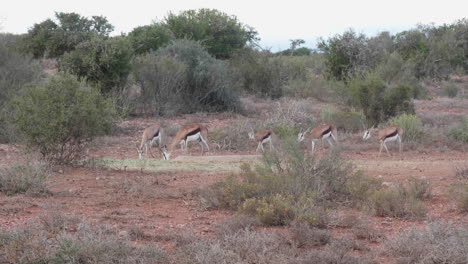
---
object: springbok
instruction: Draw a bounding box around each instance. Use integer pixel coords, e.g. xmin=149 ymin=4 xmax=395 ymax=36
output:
xmin=248 ymin=129 xmax=274 ymax=152
xmin=137 ymin=124 xmax=163 ymax=159
xmin=298 ymin=124 xmax=338 ymax=154
xmin=362 ymin=125 xmax=403 ymax=157
xmin=162 ymin=123 xmax=209 ymax=160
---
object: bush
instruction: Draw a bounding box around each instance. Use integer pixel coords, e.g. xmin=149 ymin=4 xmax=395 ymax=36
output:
xmin=386 ymin=221 xmax=468 ymax=264
xmin=59 ymin=36 xmax=133 ymax=94
xmin=320 ymin=106 xmax=365 ymax=132
xmin=290 ymin=221 xmax=331 ymax=248
xmin=389 ymin=114 xmax=424 ymax=142
xmin=350 ymin=74 xmax=415 ymax=125
xmin=172 ymin=229 xmax=292 ymax=264
xmin=443 ymin=81 xmax=459 ymax=98
xmin=449 ymin=184 xmax=468 ymax=213
xmin=11 ymin=73 xmax=117 ymax=164
xmin=367 ymin=183 xmax=428 ymax=219
xmin=127 ymin=24 xmax=173 ymax=55
xmin=0 ymin=216 xmax=166 ymax=264
xmin=205 ymin=139 xmax=354 ymax=226
xmin=131 ymin=40 xmax=242 ymax=116
xmin=0 ymin=34 xmax=40 ymax=143
xmin=449 ymin=117 xmax=468 ymax=143
xmin=0 ymin=162 xmax=49 ymax=196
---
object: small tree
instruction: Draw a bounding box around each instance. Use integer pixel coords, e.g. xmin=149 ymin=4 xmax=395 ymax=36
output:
xmin=11 ymin=73 xmax=117 ymax=164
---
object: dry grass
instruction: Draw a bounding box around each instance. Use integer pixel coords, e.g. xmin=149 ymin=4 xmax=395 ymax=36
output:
xmin=0 ymin=213 xmax=166 ymax=264
xmin=386 ymin=221 xmax=468 ymax=264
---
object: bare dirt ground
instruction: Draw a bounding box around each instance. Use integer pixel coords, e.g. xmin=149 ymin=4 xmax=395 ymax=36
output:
xmin=0 ymin=97 xmax=467 ymax=262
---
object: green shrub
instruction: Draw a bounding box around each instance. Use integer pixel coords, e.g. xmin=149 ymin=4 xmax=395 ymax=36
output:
xmin=20 ymin=12 xmax=114 ymax=59
xmin=367 ymin=182 xmax=428 ymax=219
xmin=449 ymin=116 xmax=468 ymax=143
xmin=11 ymin=73 xmax=117 ymax=164
xmin=345 ymin=171 xmax=383 ymax=206
xmin=0 ymin=162 xmax=49 ymax=196
xmin=241 ymin=194 xmax=296 ymax=226
xmin=204 ymin=139 xmax=353 ymax=226
xmin=59 ymin=36 xmax=133 ymax=94
xmin=127 ymin=24 xmax=173 ymax=55
xmin=443 ymin=81 xmax=459 ymax=98
xmin=368 ymin=188 xmax=407 ymax=218
xmin=389 ymin=114 xmax=424 ymax=142
xmin=350 ymin=74 xmax=415 ymax=125
xmin=164 ymin=8 xmax=258 ymax=59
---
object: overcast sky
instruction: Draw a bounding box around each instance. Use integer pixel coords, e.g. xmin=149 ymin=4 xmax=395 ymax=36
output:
xmin=1 ymin=0 xmax=467 ymax=51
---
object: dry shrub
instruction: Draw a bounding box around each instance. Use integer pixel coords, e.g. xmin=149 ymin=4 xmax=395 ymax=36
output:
xmin=352 ymin=219 xmax=384 ymax=242
xmin=449 ymin=183 xmax=468 ymax=213
xmin=295 ymin=237 xmax=374 ymax=264
xmin=0 ymin=162 xmax=50 ymax=196
xmin=209 ymin=119 xmax=253 ymax=152
xmin=0 ymin=214 xmax=166 ymax=264
xmin=171 ymin=229 xmax=293 ymax=264
xmin=386 ymin=221 xmax=468 ymax=264
xmin=215 ymin=215 xmax=259 ymax=238
xmin=455 ymin=166 xmax=468 ymax=181
xmin=289 ymin=221 xmax=331 ymax=248
xmin=115 ymin=175 xmax=163 ymax=199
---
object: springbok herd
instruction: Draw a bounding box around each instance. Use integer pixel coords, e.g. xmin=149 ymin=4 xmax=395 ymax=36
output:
xmin=137 ymin=123 xmax=404 ymax=160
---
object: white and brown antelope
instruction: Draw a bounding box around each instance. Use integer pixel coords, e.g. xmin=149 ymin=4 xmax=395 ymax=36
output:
xmin=297 ymin=124 xmax=338 ymax=154
xmin=362 ymin=125 xmax=404 ymax=157
xmin=162 ymin=123 xmax=209 ymax=160
xmin=248 ymin=129 xmax=274 ymax=152
xmin=136 ymin=124 xmax=163 ymax=159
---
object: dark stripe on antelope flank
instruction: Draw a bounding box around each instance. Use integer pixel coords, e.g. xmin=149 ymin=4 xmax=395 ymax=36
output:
xmin=261 ymin=132 xmax=271 ymax=141
xmin=150 ymin=130 xmax=159 ymax=139
xmin=185 ymin=127 xmax=201 ymax=140
xmin=385 ymin=129 xmax=398 ymax=139
xmin=321 ymin=127 xmax=331 ymax=137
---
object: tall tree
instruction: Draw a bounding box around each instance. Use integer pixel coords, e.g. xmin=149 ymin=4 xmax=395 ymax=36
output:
xmin=164 ymin=9 xmax=258 ymax=59
xmin=21 ymin=12 xmax=114 ymax=58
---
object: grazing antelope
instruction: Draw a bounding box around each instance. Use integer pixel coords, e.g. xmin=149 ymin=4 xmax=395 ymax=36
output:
xmin=248 ymin=129 xmax=274 ymax=152
xmin=162 ymin=123 xmax=209 ymax=160
xmin=136 ymin=124 xmax=163 ymax=159
xmin=362 ymin=125 xmax=403 ymax=157
xmin=297 ymin=124 xmax=338 ymax=154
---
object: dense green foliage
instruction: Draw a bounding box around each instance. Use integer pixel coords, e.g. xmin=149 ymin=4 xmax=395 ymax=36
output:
xmin=350 ymin=75 xmax=415 ymax=125
xmin=59 ymin=36 xmax=133 ymax=93
xmin=164 ymin=9 xmax=258 ymax=59
xmin=21 ymin=12 xmax=114 ymax=58
xmin=11 ymin=73 xmax=117 ymax=164
xmin=389 ymin=114 xmax=423 ymax=142
xmin=127 ymin=24 xmax=173 ymax=55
